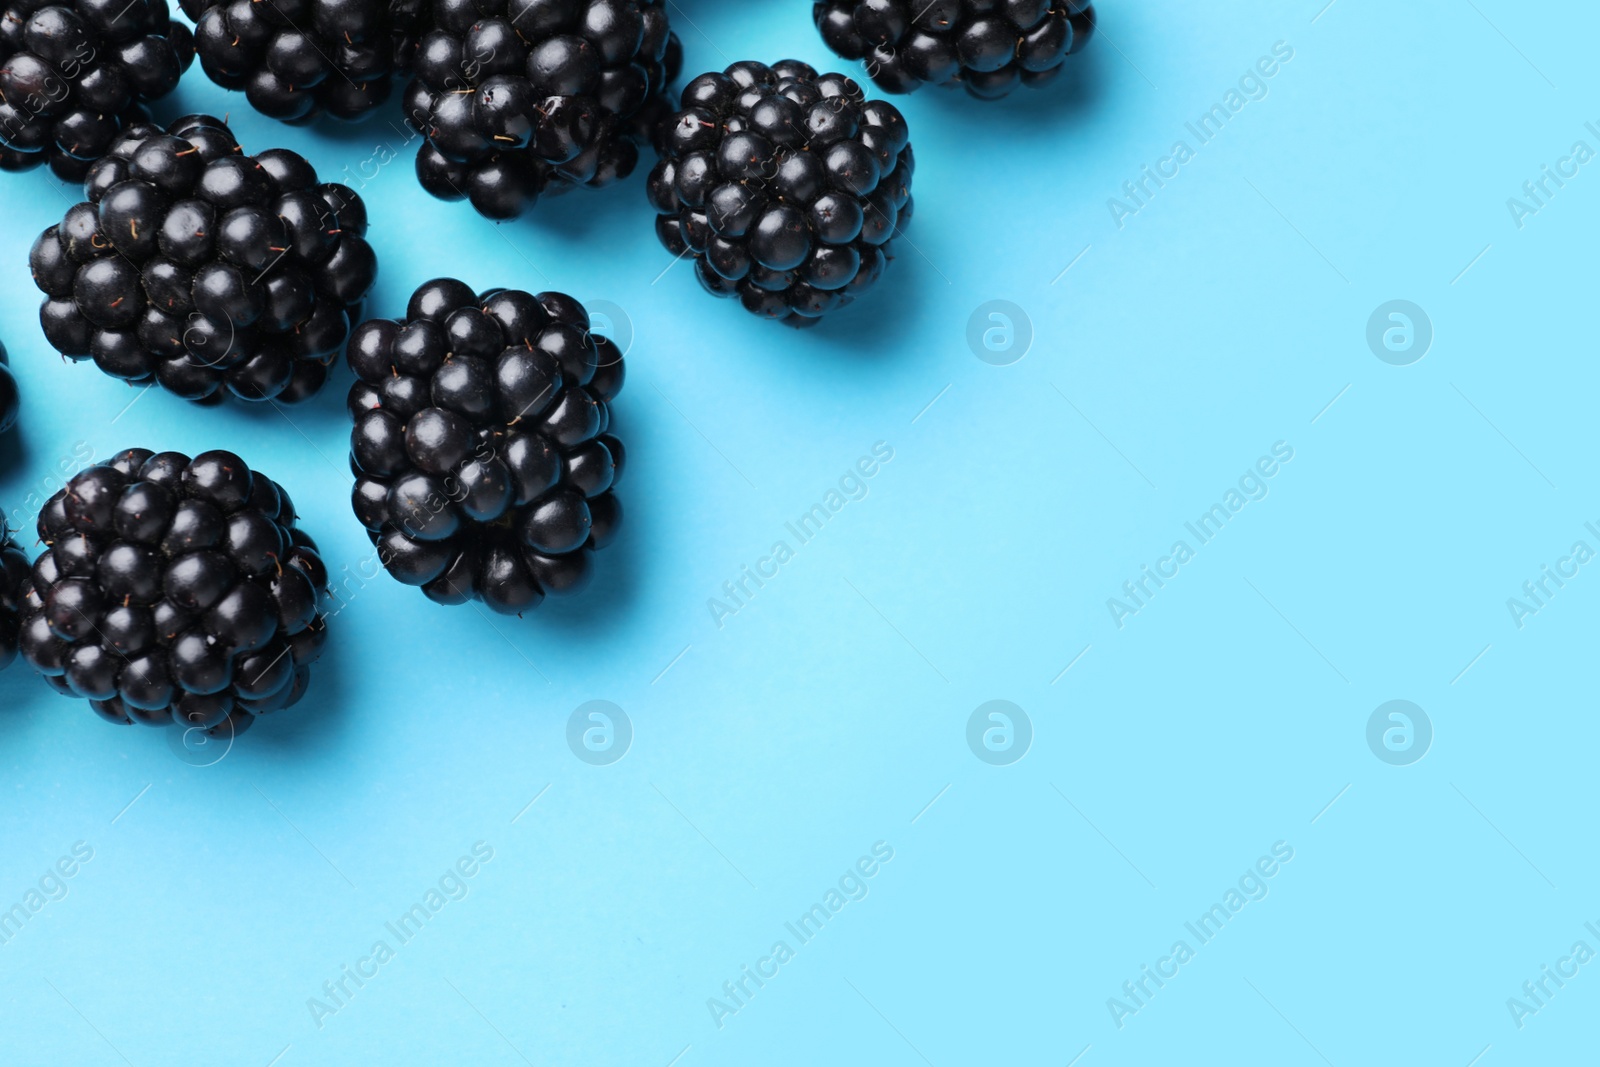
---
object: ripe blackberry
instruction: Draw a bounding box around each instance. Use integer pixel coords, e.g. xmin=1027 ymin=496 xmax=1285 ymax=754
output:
xmin=0 ymin=339 xmax=18 ymax=437
xmin=405 ymin=0 xmax=682 ymax=219
xmin=0 ymin=0 xmax=194 ymax=180
xmin=0 ymin=514 xmax=24 ymax=671
xmin=814 ymin=0 xmax=1095 ymax=99
xmin=180 ymin=0 xmax=429 ymax=123
xmin=29 ymin=115 xmax=378 ymax=406
xmin=348 ymin=278 xmax=625 ymax=613
xmin=646 ymin=60 xmax=913 ymax=327
xmin=16 ymin=448 xmax=331 ymax=736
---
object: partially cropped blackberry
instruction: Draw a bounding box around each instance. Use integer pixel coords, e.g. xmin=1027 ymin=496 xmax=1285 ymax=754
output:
xmin=0 ymin=515 xmax=25 ymax=671
xmin=181 ymin=0 xmax=428 ymax=123
xmin=17 ymin=448 xmax=331 ymax=736
xmin=30 ymin=115 xmax=377 ymax=405
xmin=0 ymin=340 xmax=18 ymax=436
xmin=814 ymin=0 xmax=1095 ymax=99
xmin=348 ymin=278 xmax=625 ymax=613
xmin=647 ymin=60 xmax=913 ymax=327
xmin=404 ymin=0 xmax=682 ymax=219
xmin=0 ymin=0 xmax=194 ymax=179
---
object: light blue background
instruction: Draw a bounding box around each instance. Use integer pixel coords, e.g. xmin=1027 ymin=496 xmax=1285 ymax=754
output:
xmin=1 ymin=1 xmax=1595 ymax=1063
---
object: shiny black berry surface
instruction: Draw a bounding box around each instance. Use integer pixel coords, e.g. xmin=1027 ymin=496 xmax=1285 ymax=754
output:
xmin=348 ymin=278 xmax=625 ymax=613
xmin=0 ymin=0 xmax=194 ymax=179
xmin=0 ymin=513 xmax=24 ymax=670
xmin=16 ymin=448 xmax=331 ymax=735
xmin=29 ymin=114 xmax=378 ymax=406
xmin=647 ymin=59 xmax=913 ymax=327
xmin=0 ymin=339 xmax=17 ymax=437
xmin=405 ymin=0 xmax=682 ymax=219
xmin=814 ymin=0 xmax=1095 ymax=99
xmin=180 ymin=0 xmax=428 ymax=123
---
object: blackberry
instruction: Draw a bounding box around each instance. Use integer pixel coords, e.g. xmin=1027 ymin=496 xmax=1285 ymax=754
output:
xmin=814 ymin=0 xmax=1095 ymax=99
xmin=404 ymin=0 xmax=682 ymax=220
xmin=29 ymin=114 xmax=378 ymax=406
xmin=0 ymin=339 xmax=18 ymax=437
xmin=180 ymin=0 xmax=429 ymax=123
xmin=0 ymin=514 xmax=24 ymax=671
xmin=646 ymin=60 xmax=913 ymax=327
xmin=348 ymin=278 xmax=625 ymax=613
xmin=0 ymin=0 xmax=194 ymax=180
xmin=16 ymin=448 xmax=331 ymax=737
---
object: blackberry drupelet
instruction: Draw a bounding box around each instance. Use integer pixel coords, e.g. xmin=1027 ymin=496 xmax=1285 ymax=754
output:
xmin=0 ymin=0 xmax=194 ymax=179
xmin=180 ymin=0 xmax=429 ymax=123
xmin=16 ymin=448 xmax=331 ymax=736
xmin=0 ymin=339 xmax=18 ymax=436
xmin=646 ymin=60 xmax=913 ymax=327
xmin=348 ymin=278 xmax=625 ymax=613
xmin=0 ymin=514 xmax=24 ymax=671
xmin=29 ymin=114 xmax=378 ymax=406
xmin=813 ymin=0 xmax=1095 ymax=99
xmin=405 ymin=0 xmax=681 ymax=219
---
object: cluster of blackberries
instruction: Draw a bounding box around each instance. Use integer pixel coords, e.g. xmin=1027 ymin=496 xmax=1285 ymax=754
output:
xmin=405 ymin=0 xmax=681 ymax=219
xmin=181 ymin=0 xmax=429 ymax=123
xmin=0 ymin=340 xmax=18 ymax=436
xmin=814 ymin=0 xmax=1095 ymax=99
xmin=0 ymin=0 xmax=194 ymax=179
xmin=0 ymin=514 xmax=24 ymax=670
xmin=349 ymin=278 xmax=624 ymax=613
xmin=648 ymin=60 xmax=913 ymax=327
xmin=17 ymin=449 xmax=330 ymax=735
xmin=29 ymin=115 xmax=377 ymax=405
